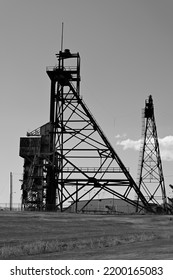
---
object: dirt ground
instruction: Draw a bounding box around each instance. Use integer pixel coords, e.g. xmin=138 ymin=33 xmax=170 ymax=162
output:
xmin=0 ymin=211 xmax=173 ymax=259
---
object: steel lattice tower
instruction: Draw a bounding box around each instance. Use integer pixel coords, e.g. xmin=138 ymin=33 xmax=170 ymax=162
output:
xmin=136 ymin=95 xmax=167 ymax=212
xmin=20 ymin=48 xmax=153 ymax=213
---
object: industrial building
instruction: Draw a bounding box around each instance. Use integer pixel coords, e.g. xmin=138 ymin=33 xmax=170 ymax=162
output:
xmin=19 ymin=46 xmax=169 ymax=214
xmin=68 ymin=198 xmax=138 ymax=214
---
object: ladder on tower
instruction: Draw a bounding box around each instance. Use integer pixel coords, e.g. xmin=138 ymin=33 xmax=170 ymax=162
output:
xmin=136 ymin=108 xmax=145 ymax=186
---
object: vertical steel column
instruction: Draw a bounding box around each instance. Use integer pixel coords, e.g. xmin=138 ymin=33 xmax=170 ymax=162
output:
xmin=46 ymin=79 xmax=56 ymax=210
xmin=75 ymin=182 xmax=78 ymax=213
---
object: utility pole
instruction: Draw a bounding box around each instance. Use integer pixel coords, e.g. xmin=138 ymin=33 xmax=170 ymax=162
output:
xmin=10 ymin=172 xmax=13 ymax=211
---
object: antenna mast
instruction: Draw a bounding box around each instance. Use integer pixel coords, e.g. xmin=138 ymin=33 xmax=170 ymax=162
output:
xmin=61 ymin=22 xmax=64 ymax=52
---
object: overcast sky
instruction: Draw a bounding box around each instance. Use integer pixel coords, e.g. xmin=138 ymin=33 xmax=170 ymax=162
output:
xmin=1 ymin=0 xmax=173 ymax=204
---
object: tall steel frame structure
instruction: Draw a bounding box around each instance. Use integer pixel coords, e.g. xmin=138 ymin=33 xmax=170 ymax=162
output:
xmin=20 ymin=48 xmax=153 ymax=212
xmin=136 ymin=95 xmax=167 ymax=212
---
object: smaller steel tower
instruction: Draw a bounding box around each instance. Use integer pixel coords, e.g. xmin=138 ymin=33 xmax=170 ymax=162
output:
xmin=136 ymin=95 xmax=167 ymax=212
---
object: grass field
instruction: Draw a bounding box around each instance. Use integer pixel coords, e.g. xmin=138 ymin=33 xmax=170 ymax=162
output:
xmin=0 ymin=211 xmax=173 ymax=259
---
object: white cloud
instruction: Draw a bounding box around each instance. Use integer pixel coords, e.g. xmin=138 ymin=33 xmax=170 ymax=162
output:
xmin=116 ymin=138 xmax=142 ymax=151
xmin=159 ymin=136 xmax=173 ymax=161
xmin=115 ymin=134 xmax=121 ymax=139
xmin=116 ymin=135 xmax=173 ymax=161
xmin=115 ymin=133 xmax=127 ymax=139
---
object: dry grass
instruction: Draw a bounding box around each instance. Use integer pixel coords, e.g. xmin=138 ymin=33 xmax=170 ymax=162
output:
xmin=0 ymin=231 xmax=166 ymax=259
xmin=0 ymin=211 xmax=172 ymax=259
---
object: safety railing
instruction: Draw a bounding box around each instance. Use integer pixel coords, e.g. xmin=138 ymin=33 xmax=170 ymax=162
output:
xmin=46 ymin=66 xmax=77 ymax=72
xmin=63 ymin=166 xmax=129 ymax=173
